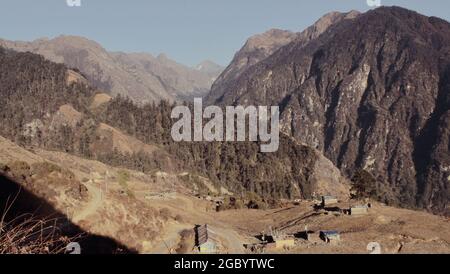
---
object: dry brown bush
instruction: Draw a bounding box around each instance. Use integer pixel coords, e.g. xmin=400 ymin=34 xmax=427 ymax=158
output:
xmin=0 ymin=215 xmax=73 ymax=254
xmin=175 ymin=229 xmax=195 ymax=254
xmin=0 ymin=193 xmax=78 ymax=254
xmin=159 ymin=208 xmax=171 ymax=221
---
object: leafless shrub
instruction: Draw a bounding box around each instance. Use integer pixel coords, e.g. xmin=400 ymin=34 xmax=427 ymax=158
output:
xmin=174 ymin=214 xmax=184 ymax=222
xmin=0 ymin=191 xmax=79 ymax=254
xmin=159 ymin=208 xmax=171 ymax=221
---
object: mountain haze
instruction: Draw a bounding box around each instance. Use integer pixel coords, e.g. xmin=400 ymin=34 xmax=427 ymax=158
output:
xmin=196 ymin=60 xmax=224 ymax=77
xmin=0 ymin=36 xmax=222 ymax=103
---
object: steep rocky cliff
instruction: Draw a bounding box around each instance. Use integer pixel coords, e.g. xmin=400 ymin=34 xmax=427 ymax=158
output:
xmin=207 ymin=7 xmax=450 ymax=215
xmin=206 ymin=10 xmax=360 ymax=104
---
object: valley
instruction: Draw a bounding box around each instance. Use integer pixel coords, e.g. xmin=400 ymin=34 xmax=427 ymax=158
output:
xmin=1 ymin=136 xmax=448 ymax=254
xmin=0 ymin=5 xmax=448 ymax=255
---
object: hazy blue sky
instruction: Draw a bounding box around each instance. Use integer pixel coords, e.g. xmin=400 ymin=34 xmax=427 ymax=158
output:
xmin=0 ymin=0 xmax=449 ymax=66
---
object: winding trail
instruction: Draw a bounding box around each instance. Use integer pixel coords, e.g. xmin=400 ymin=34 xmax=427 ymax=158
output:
xmin=73 ymin=182 xmax=103 ymax=223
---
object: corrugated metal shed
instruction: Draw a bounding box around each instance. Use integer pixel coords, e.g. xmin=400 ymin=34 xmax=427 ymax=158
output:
xmin=320 ymin=230 xmax=341 ymax=243
xmin=195 ymin=224 xmax=209 ymax=246
xmin=195 ymin=224 xmax=218 ymax=253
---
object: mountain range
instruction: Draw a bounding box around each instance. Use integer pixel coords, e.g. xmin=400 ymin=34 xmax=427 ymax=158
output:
xmin=207 ymin=10 xmax=360 ymax=104
xmin=0 ymin=7 xmax=448 ymax=216
xmin=207 ymin=7 xmax=450 ymax=215
xmin=1 ymin=5 xmax=450 ymax=254
xmin=0 ymin=36 xmax=223 ymax=103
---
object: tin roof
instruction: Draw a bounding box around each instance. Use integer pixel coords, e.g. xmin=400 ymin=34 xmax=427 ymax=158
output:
xmin=321 ymin=230 xmax=340 ymax=236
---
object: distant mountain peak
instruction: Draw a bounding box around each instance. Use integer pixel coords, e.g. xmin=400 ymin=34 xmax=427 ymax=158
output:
xmin=196 ymin=60 xmax=223 ymax=73
xmin=207 ymin=10 xmax=360 ymax=105
xmin=0 ymin=36 xmax=222 ymax=103
xmin=157 ymin=53 xmax=169 ymax=60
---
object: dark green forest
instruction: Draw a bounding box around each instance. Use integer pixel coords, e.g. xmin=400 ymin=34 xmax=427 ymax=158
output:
xmin=0 ymin=47 xmax=320 ymax=203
